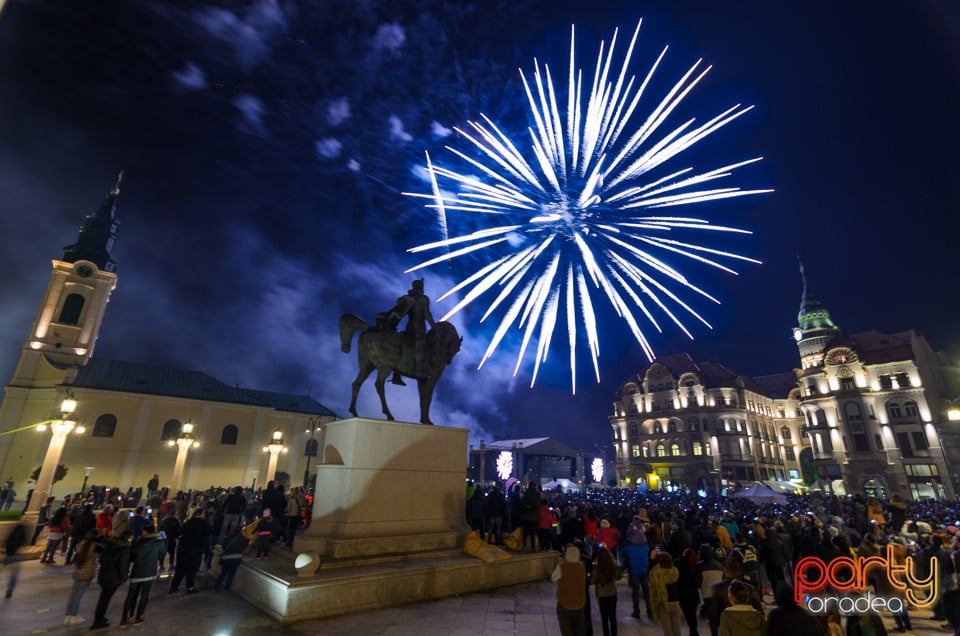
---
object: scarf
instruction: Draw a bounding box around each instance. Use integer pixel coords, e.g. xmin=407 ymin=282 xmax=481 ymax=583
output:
xmin=649 ymin=565 xmax=679 ymax=620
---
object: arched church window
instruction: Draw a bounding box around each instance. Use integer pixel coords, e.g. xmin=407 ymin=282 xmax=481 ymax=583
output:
xmin=220 ymin=424 xmax=239 ymax=445
xmin=57 ymin=294 xmax=85 ymax=325
xmin=160 ymin=419 xmax=182 ymax=441
xmin=92 ymin=414 xmax=117 ymax=438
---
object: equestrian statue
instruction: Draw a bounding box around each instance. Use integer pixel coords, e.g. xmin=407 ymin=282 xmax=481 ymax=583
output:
xmin=339 ymin=278 xmax=462 ymax=425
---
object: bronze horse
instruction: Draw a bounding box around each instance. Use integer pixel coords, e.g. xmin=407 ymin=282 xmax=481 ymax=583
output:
xmin=339 ymin=314 xmax=462 ymax=425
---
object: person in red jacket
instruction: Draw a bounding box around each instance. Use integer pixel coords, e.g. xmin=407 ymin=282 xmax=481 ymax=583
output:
xmin=537 ymin=501 xmax=554 ymax=552
xmin=96 ymin=505 xmax=114 ymax=538
xmin=596 ymin=518 xmax=622 ymax=552
xmin=583 ymin=509 xmax=599 ymax=557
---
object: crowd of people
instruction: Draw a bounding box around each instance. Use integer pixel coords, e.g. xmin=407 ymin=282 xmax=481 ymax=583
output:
xmin=2 ymin=480 xmax=312 ymax=629
xmin=468 ymin=480 xmax=960 ymax=636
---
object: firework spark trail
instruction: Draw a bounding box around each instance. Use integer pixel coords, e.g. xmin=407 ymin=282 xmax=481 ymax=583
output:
xmin=402 ymin=20 xmax=772 ymax=392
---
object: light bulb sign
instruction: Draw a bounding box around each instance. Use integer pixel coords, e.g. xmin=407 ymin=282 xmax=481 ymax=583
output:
xmin=793 ymin=545 xmax=938 ymax=615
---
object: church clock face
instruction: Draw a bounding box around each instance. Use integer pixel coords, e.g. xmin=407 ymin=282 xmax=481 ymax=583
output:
xmin=76 ymin=264 xmax=93 ymax=278
xmin=793 ymin=328 xmax=803 ymax=342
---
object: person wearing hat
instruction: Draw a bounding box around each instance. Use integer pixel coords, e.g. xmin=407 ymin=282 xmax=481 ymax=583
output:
xmin=552 ymin=544 xmax=587 ymax=636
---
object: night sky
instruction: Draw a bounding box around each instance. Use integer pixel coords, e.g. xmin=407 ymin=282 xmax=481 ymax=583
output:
xmin=1 ymin=1 xmax=959 ymax=452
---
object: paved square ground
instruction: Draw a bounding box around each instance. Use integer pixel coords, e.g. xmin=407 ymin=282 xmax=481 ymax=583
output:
xmin=0 ymin=556 xmax=951 ymax=635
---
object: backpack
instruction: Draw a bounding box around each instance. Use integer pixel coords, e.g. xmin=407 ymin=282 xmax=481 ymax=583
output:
xmin=733 ymin=544 xmax=759 ymax=580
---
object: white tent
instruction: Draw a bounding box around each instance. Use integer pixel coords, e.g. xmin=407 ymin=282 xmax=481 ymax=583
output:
xmin=542 ymin=478 xmax=580 ymax=492
xmin=732 ymin=482 xmax=787 ymax=505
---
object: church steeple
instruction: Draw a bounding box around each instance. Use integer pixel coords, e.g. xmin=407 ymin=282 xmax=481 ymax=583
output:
xmin=62 ymin=171 xmax=121 ymax=272
xmin=793 ymin=260 xmax=840 ymax=370
xmin=11 ymin=175 xmax=122 ymax=377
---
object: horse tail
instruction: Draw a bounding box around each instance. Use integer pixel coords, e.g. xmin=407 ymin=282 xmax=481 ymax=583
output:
xmin=339 ymin=314 xmax=369 ymax=354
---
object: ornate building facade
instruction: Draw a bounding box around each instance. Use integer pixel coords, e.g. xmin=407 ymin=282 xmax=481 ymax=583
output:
xmin=611 ymin=268 xmax=958 ymax=501
xmin=0 ymin=179 xmax=338 ymax=502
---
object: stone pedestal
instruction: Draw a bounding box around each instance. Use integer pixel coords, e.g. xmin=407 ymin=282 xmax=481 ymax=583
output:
xmin=297 ymin=417 xmax=468 ymax=559
xmin=234 ymin=418 xmax=557 ymax=623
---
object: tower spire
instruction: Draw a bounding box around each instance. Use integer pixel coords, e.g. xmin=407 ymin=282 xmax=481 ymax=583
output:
xmin=62 ymin=172 xmax=122 ymax=272
xmin=110 ymin=170 xmax=123 ymax=196
xmin=793 ymin=260 xmax=840 ymax=369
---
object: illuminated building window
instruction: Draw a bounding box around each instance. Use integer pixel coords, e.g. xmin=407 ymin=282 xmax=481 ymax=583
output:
xmin=845 ymin=402 xmax=862 ymax=422
xmin=642 ymin=445 xmax=649 ymax=457
xmin=693 ymin=442 xmax=703 ymax=456
xmin=911 ymin=431 xmax=929 ymax=450
xmin=671 ymin=443 xmax=681 ymax=456
xmin=905 ymin=400 xmax=918 ymax=417
xmin=887 ymin=402 xmax=902 ymax=419
xmin=656 ymin=444 xmax=666 ymax=457
xmin=815 ymin=409 xmax=828 ymax=427
xmin=705 ymin=442 xmax=712 ymax=455
xmin=632 ymin=444 xmax=641 ymax=458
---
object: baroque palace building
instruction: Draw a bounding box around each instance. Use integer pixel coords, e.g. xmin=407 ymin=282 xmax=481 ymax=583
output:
xmin=0 ymin=178 xmax=338 ymax=506
xmin=611 ymin=268 xmax=959 ymax=502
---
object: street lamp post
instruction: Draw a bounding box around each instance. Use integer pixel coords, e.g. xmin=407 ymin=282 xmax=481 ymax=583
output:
xmin=303 ymin=418 xmax=324 ymax=491
xmin=263 ymin=428 xmax=287 ymax=483
xmin=27 ymin=392 xmax=84 ymax=514
xmin=167 ymin=420 xmax=199 ymax=493
xmin=81 ymin=466 xmax=95 ymax=494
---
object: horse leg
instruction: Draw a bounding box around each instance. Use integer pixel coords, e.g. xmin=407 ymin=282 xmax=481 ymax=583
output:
xmin=375 ymin=368 xmax=395 ymax=421
xmin=349 ymin=362 xmax=375 ymax=418
xmin=418 ymin=379 xmax=436 ymax=425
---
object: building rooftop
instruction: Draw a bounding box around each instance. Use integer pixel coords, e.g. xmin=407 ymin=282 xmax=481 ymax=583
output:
xmin=70 ymin=357 xmax=338 ymax=416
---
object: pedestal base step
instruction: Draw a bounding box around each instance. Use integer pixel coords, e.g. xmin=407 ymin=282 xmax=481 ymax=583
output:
xmin=233 ymin=547 xmax=557 ymax=624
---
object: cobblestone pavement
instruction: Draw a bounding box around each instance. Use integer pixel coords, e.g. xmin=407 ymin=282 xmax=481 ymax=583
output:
xmin=1 ymin=554 xmax=954 ymax=636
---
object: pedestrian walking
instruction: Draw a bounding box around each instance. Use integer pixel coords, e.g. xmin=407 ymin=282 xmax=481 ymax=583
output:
xmin=64 ymin=528 xmax=99 ymax=625
xmin=3 ymin=523 xmax=26 ymax=599
xmin=213 ymin=529 xmax=247 ymax=592
xmin=90 ymin=529 xmax=132 ymax=630
xmin=120 ymin=525 xmax=166 ymax=627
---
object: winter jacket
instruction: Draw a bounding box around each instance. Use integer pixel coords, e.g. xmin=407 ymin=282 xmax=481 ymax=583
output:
xmin=97 ymin=535 xmax=132 ymax=588
xmin=47 ymin=513 xmax=70 ymax=541
xmin=537 ymin=504 xmax=553 ymax=530
xmin=621 ymin=544 xmax=650 ymax=576
xmin=178 ymin=516 xmax=210 ymax=551
xmin=129 ymin=534 xmax=167 ymax=582
xmin=719 ymin=605 xmax=767 ymax=636
xmin=72 ymin=538 xmax=98 ymax=582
